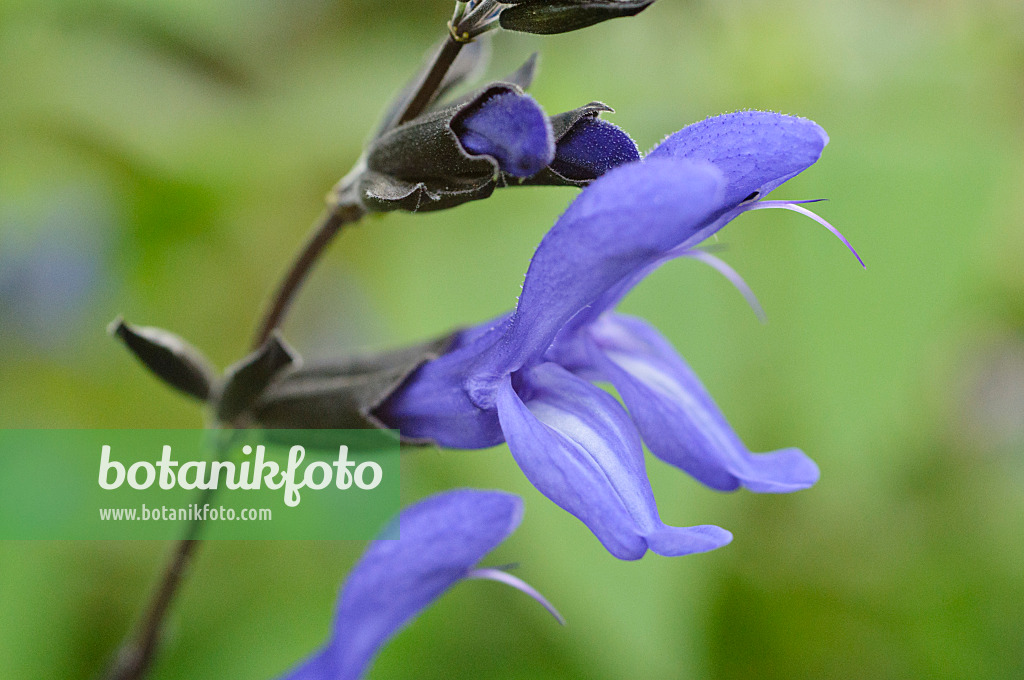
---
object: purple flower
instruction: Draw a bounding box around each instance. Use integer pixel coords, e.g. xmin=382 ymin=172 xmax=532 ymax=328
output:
xmin=376 ymin=111 xmax=862 ymax=560
xmin=279 ymin=489 xmax=560 ymax=680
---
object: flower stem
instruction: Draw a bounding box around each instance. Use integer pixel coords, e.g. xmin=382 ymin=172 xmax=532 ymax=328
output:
xmin=253 ymin=30 xmax=470 ymax=348
xmin=251 ymin=200 xmax=366 ymax=350
xmin=395 ymin=36 xmax=464 ymax=127
xmin=102 ymin=18 xmax=471 ymax=680
xmin=100 ymin=486 xmax=213 ymax=680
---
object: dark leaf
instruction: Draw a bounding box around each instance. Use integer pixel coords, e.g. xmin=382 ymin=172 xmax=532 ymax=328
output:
xmin=367 ymin=103 xmax=497 ymax=183
xmin=216 ymin=332 xmax=299 ymax=423
xmin=499 ymin=0 xmax=655 ymax=35
xmin=358 ymin=170 xmax=499 ymax=213
xmin=109 ymin=316 xmax=215 ymax=401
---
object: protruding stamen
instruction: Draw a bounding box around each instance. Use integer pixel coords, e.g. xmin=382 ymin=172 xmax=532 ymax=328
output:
xmin=682 ymin=249 xmax=767 ymax=323
xmin=747 ymin=200 xmax=865 ymax=268
xmin=466 ymin=567 xmax=566 ymax=625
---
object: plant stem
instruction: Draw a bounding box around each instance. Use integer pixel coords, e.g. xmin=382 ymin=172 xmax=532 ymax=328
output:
xmin=252 ymin=35 xmax=467 ymax=349
xmin=101 ymin=485 xmax=214 ymax=680
xmin=251 ymin=200 xmax=366 ymax=350
xmin=103 ymin=23 xmax=469 ymax=680
xmin=395 ymin=36 xmax=464 ymax=127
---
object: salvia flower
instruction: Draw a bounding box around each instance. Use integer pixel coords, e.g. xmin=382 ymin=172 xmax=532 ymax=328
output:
xmin=278 ymin=489 xmax=560 ymax=680
xmin=376 ymin=111 xmax=862 ymax=559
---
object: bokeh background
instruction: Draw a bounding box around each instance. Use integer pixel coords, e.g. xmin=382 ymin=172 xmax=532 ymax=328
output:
xmin=2 ymin=0 xmax=1023 ymax=678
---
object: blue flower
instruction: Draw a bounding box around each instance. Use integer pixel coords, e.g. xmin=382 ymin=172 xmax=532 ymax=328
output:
xmin=359 ymin=82 xmax=639 ymax=212
xmin=279 ymin=489 xmax=560 ymax=680
xmin=377 ymin=111 xmax=862 ymax=560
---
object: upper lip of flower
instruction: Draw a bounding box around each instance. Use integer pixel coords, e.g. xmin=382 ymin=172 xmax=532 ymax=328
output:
xmin=460 ymin=110 xmax=861 ymax=408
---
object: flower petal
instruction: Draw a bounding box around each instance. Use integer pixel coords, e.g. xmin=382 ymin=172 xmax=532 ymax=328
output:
xmin=454 ymin=90 xmax=554 ymax=177
xmin=647 ymin=110 xmax=828 ymax=207
xmin=280 ymin=489 xmax=523 ymax=680
xmin=468 ymin=159 xmax=725 ymax=405
xmin=495 ymin=363 xmax=731 ymax=559
xmin=375 ymin=319 xmax=507 ymax=447
xmin=587 ymin=314 xmax=820 ymax=493
xmin=550 ymin=116 xmax=640 ymax=181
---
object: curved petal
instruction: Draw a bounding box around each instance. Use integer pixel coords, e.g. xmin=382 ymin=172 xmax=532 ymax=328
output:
xmin=647 ymin=111 xmax=828 ymax=207
xmin=587 ymin=314 xmax=820 ymax=493
xmin=280 ymin=489 xmax=523 ymax=680
xmin=558 ymin=114 xmax=830 ymax=332
xmin=468 ymin=159 xmax=726 ymax=406
xmin=495 ymin=363 xmax=732 ymax=560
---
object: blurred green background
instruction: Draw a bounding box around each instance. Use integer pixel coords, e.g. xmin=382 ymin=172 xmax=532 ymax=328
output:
xmin=2 ymin=0 xmax=1023 ymax=678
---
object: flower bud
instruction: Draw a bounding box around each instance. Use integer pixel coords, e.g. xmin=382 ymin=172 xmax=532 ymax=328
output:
xmin=498 ymin=0 xmax=656 ymax=35
xmin=359 ymin=84 xmax=553 ymax=212
xmin=454 ymin=91 xmax=553 ymax=178
xmin=516 ymin=102 xmax=639 ymax=187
